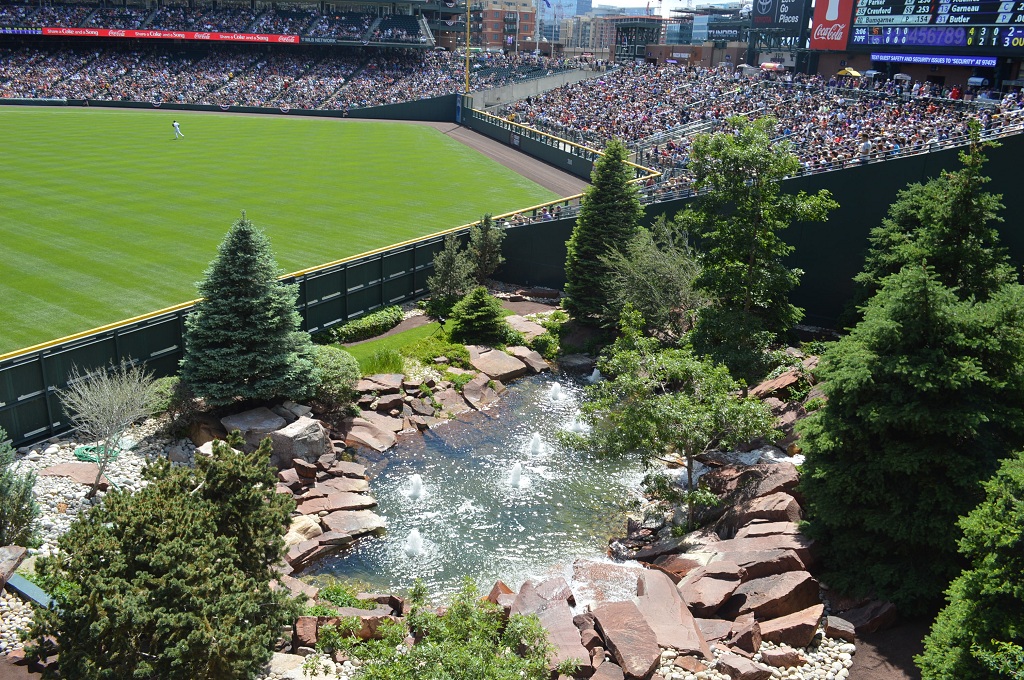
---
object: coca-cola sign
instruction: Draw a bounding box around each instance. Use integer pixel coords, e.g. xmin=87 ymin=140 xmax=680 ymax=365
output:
xmin=809 ymin=0 xmax=854 ymax=49
xmin=39 ymin=26 xmax=300 ymax=43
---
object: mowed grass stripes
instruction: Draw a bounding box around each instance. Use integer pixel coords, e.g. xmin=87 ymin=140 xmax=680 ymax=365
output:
xmin=0 ymin=108 xmax=558 ymax=354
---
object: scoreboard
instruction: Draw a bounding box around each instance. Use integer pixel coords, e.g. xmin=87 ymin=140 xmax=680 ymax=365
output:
xmin=846 ymin=0 xmax=1024 ymax=50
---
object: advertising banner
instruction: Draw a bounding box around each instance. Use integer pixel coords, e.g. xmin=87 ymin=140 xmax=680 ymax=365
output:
xmin=39 ymin=27 xmax=300 ymax=43
xmin=810 ymin=0 xmax=855 ymax=48
xmin=752 ymin=0 xmax=806 ymax=30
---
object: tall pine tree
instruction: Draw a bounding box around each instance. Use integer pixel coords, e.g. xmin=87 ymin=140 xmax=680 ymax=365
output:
xmin=181 ymin=213 xmax=314 ymax=406
xmin=564 ymin=138 xmax=644 ymax=321
xmin=798 ymin=265 xmax=1024 ymax=612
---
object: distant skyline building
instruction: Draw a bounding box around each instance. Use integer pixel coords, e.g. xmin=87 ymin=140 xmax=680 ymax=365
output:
xmin=576 ymin=0 xmax=592 ymax=14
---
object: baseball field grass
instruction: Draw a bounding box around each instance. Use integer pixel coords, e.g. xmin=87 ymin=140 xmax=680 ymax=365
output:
xmin=0 ymin=108 xmax=559 ymax=355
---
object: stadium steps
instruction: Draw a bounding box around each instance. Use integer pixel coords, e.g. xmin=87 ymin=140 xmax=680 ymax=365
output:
xmin=141 ymin=6 xmax=159 ymax=28
xmin=301 ymin=12 xmax=320 ymax=37
xmin=321 ymin=55 xmax=375 ymax=108
xmin=419 ymin=15 xmax=435 ymax=46
xmin=82 ymin=7 xmax=99 ymax=26
xmin=362 ymin=17 xmax=381 ymax=42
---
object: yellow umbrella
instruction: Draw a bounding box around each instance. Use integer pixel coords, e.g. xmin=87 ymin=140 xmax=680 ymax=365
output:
xmin=837 ymin=67 xmax=862 ymax=77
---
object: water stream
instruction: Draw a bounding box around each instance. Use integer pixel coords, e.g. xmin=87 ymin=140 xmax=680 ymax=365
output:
xmin=311 ymin=373 xmax=647 ymax=597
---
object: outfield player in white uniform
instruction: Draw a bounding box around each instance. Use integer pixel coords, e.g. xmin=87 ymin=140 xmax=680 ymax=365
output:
xmin=173 ymin=120 xmax=184 ymax=139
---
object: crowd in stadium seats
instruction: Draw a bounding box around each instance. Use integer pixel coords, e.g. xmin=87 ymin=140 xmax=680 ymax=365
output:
xmin=147 ymin=5 xmax=255 ymax=32
xmin=87 ymin=7 xmax=148 ymax=29
xmin=307 ymin=12 xmax=374 ymax=40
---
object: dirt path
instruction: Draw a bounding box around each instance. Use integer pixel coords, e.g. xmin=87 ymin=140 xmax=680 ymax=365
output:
xmin=849 ymin=621 xmax=928 ymax=680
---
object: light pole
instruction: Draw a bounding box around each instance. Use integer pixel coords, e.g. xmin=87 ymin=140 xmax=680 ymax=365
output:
xmin=465 ymin=0 xmax=471 ymax=93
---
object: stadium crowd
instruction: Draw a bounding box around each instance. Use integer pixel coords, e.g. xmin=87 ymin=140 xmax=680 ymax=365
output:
xmin=0 ymin=46 xmax=573 ymax=109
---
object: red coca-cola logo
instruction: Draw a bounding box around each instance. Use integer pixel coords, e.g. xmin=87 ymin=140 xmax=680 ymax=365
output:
xmin=108 ymin=29 xmax=125 ymax=37
xmin=813 ymin=22 xmax=846 ymax=40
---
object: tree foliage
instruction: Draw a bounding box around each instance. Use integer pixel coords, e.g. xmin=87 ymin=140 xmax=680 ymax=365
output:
xmin=58 ymin=359 xmax=158 ymax=496
xmin=916 ymin=450 xmax=1024 ymax=680
xmin=798 ymin=265 xmax=1024 ymax=613
xmin=680 ymin=116 xmax=837 ymax=384
xmin=310 ymin=345 xmax=361 ymax=411
xmin=180 ymin=213 xmax=315 ymax=406
xmin=29 ymin=433 xmax=297 ymax=680
xmin=570 ymin=308 xmax=777 ymax=526
xmin=600 ymin=215 xmax=706 ymax=336
xmin=449 ymin=286 xmax=518 ymax=346
xmin=310 ymin=578 xmax=568 ymax=680
xmin=426 ymin=234 xmax=475 ymax=319
xmin=468 ymin=214 xmax=506 ymax=284
xmin=0 ymin=427 xmax=38 ymax=547
xmin=849 ymin=123 xmax=1011 ymax=321
xmin=564 ymin=138 xmax=645 ymax=321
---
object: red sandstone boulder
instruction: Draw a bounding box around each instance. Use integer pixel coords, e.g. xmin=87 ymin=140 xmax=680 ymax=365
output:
xmin=636 ymin=569 xmax=712 ymax=659
xmin=592 ymin=600 xmax=661 ymax=679
xmin=653 ymin=555 xmax=703 ymax=581
xmin=317 ymin=476 xmax=370 ymax=494
xmin=535 ymin=599 xmax=591 ymax=676
xmin=325 ymin=460 xmax=367 ymax=479
xmin=718 ymin=654 xmax=771 ymax=680
xmin=703 ymin=534 xmax=816 ymax=569
xmin=840 ymin=600 xmax=898 ymax=634
xmin=339 ymin=417 xmax=396 ymax=452
xmin=320 ymin=509 xmax=386 ymax=537
xmin=694 ymin=618 xmax=733 ymax=644
xmin=293 ymin=615 xmax=318 ymax=648
xmin=592 ymin=663 xmax=625 ymax=680
xmin=750 ymin=370 xmax=801 ymax=399
xmin=507 ymin=346 xmax=550 ymax=373
xmin=675 ymin=656 xmax=707 ymax=672
xmin=462 ymin=375 xmax=506 ymax=410
xmin=356 ymin=374 xmax=404 ymax=394
xmin=712 ymin=548 xmax=807 ymax=582
xmin=721 ymin=571 xmax=820 ymax=620
xmin=38 ymin=462 xmax=110 ymax=490
xmin=467 ymin=346 xmax=529 ymax=383
xmin=701 ymin=463 xmax=800 ymax=501
xmin=760 ymin=648 xmax=807 ymax=668
xmin=320 ymin=607 xmax=397 ymax=640
xmin=759 ymin=603 xmax=824 ymax=648
xmin=728 ymin=612 xmax=762 ymax=654
xmin=296 ymin=492 xmax=376 ymax=515
xmin=677 ymin=562 xmax=745 ymax=617
xmin=535 ymin=576 xmax=575 ymax=604
xmin=722 ymin=492 xmax=803 ymax=529
xmin=735 ymin=521 xmax=802 ymax=539
xmin=432 ymin=388 xmax=473 ymax=416
xmin=825 ymin=615 xmax=857 ymax=641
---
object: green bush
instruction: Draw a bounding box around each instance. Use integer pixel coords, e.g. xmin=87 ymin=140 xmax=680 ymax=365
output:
xmin=360 ymin=349 xmax=405 ymax=376
xmin=310 ymin=578 xmax=566 ymax=680
xmin=319 ymin=582 xmax=377 ymax=611
xmin=0 ymin=427 xmax=38 ymax=547
xmin=530 ymin=332 xmax=559 ymax=360
xmin=402 ymin=334 xmax=471 ymax=370
xmin=330 ymin=307 xmax=404 ymax=344
xmin=151 ymin=375 xmax=199 ymax=434
xmin=916 ymin=450 xmax=1024 ymax=680
xmin=311 ymin=345 xmax=360 ymax=410
xmin=449 ymin=287 xmax=514 ymax=346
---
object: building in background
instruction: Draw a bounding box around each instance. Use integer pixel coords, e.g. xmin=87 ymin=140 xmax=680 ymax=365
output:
xmin=471 ymin=0 xmax=537 ymax=51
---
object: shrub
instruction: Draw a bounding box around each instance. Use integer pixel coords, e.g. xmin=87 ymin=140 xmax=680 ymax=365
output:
xmin=330 ymin=307 xmax=404 ymax=344
xmin=360 ymin=349 xmax=405 ymax=376
xmin=151 ymin=376 xmax=200 ymax=434
xmin=311 ymin=578 xmax=564 ymax=680
xmin=449 ymin=287 xmax=513 ymax=346
xmin=401 ymin=334 xmax=471 ymax=370
xmin=530 ymin=332 xmax=559 ymax=360
xmin=916 ymin=450 xmax=1024 ymax=680
xmin=467 ymin=214 xmax=506 ymax=284
xmin=319 ymin=581 xmax=377 ymax=610
xmin=0 ymin=427 xmax=38 ymax=547
xmin=426 ymin=235 xmax=474 ymax=319
xmin=311 ymin=345 xmax=360 ymax=410
xmin=27 ymin=433 xmax=297 ymax=680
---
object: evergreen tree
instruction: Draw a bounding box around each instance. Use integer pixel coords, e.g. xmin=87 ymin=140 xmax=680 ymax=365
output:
xmin=564 ymin=139 xmax=644 ymax=321
xmin=28 ymin=434 xmax=297 ymax=680
xmin=572 ymin=308 xmax=777 ymax=527
xmin=180 ymin=213 xmax=315 ymax=406
xmin=599 ymin=215 xmax=706 ymax=337
xmin=916 ymin=450 xmax=1024 ymax=680
xmin=467 ymin=214 xmax=506 ymax=284
xmin=426 ymin=234 xmax=475 ymax=319
xmin=680 ymin=117 xmax=837 ymax=386
xmin=449 ymin=286 xmax=515 ymax=346
xmin=849 ymin=123 xmax=1011 ymax=319
xmin=0 ymin=427 xmax=38 ymax=547
xmin=798 ymin=265 xmax=1024 ymax=613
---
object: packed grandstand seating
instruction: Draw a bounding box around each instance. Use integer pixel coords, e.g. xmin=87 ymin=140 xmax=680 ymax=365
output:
xmin=2 ymin=31 xmax=1022 ymax=192
xmin=307 ymin=12 xmax=374 ymax=40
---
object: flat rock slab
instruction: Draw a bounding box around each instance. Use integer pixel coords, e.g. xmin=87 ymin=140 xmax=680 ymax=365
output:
xmin=462 ymin=374 xmax=506 ymax=410
xmin=296 ymin=492 xmax=377 ymax=514
xmin=750 ymin=370 xmax=800 ymax=399
xmin=536 ymin=598 xmax=590 ymax=673
xmin=703 ymin=534 xmax=816 ymax=569
xmin=722 ymin=571 xmax=820 ymax=620
xmin=433 ymin=388 xmax=473 ymax=416
xmin=636 ymin=569 xmax=712 ymax=659
xmin=735 ymin=521 xmax=803 ymax=539
xmin=317 ymin=477 xmax=370 ymax=494
xmin=592 ymin=663 xmax=626 ymax=680
xmin=592 ymin=600 xmax=661 ymax=679
xmin=723 ymin=492 xmax=803 ymax=529
xmin=326 ymin=460 xmax=367 ymax=479
xmin=468 ymin=347 xmax=529 ymax=383
xmin=712 ymin=549 xmax=807 ymax=582
xmin=695 ymin=617 xmax=733 ymax=644
xmin=678 ymin=563 xmax=744 ymax=617
xmin=718 ymin=653 xmax=771 ymax=680
xmin=0 ymin=546 xmax=27 ymax=590
xmin=221 ymin=407 xmax=287 ymax=447
xmin=356 ymin=374 xmax=405 ymax=394
xmin=760 ymin=603 xmax=824 ymax=648
xmin=340 ymin=417 xmax=396 ymax=453
xmin=320 ymin=509 xmax=387 ymax=537
xmin=358 ymin=411 xmax=406 ymax=434
xmin=507 ymin=346 xmax=550 ymax=373
xmin=505 ymin=315 xmax=547 ymax=340
xmin=38 ymin=462 xmax=110 ymax=490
